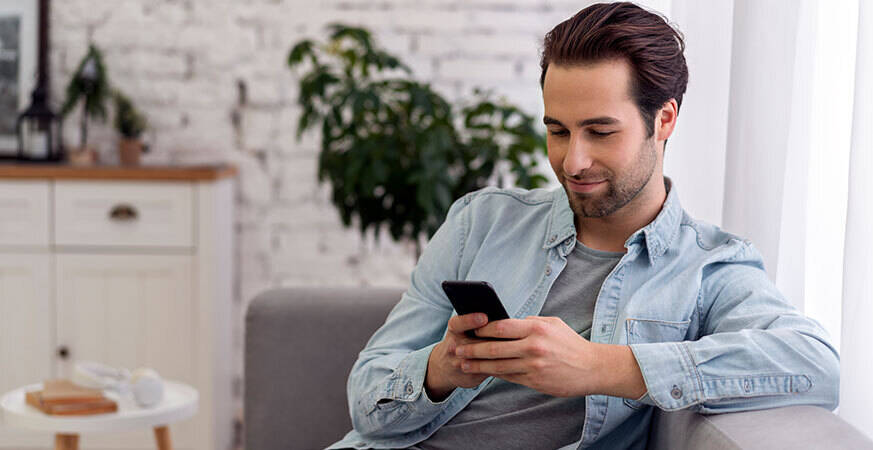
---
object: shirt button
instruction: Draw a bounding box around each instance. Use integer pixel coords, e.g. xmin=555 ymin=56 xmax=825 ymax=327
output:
xmin=549 ymin=234 xmax=557 ymax=243
xmin=405 ymin=384 xmax=414 ymax=395
xmin=743 ymin=379 xmax=751 ymax=392
xmin=671 ymin=385 xmax=682 ymax=399
xmin=545 ymin=266 xmax=552 ymax=276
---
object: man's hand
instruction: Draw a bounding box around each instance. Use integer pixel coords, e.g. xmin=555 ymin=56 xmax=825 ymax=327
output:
xmin=454 ymin=316 xmax=647 ymax=399
xmin=424 ymin=313 xmax=492 ymax=402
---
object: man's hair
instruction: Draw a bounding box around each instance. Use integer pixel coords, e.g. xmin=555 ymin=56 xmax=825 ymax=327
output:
xmin=539 ymin=2 xmax=689 ymax=143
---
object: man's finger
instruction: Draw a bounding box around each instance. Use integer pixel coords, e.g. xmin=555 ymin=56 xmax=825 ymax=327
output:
xmin=455 ymin=339 xmax=529 ymax=359
xmin=474 ymin=318 xmax=540 ymax=340
xmin=461 ymin=357 xmax=528 ymax=375
xmin=448 ymin=313 xmax=488 ymax=333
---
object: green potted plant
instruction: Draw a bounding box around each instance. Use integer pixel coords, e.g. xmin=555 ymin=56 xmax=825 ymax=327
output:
xmin=112 ymin=90 xmax=148 ymax=165
xmin=61 ymin=44 xmax=111 ymax=165
xmin=288 ymin=24 xmax=548 ymax=256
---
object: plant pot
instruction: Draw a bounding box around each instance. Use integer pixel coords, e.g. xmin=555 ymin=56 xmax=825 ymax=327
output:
xmin=67 ymin=146 xmax=99 ymax=166
xmin=119 ymin=138 xmax=143 ymax=166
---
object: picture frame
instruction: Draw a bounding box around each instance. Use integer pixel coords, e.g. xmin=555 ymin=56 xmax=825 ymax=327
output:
xmin=0 ymin=0 xmax=37 ymax=155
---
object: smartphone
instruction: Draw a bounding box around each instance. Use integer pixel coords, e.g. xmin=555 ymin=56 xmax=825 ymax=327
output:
xmin=441 ymin=280 xmax=512 ymax=340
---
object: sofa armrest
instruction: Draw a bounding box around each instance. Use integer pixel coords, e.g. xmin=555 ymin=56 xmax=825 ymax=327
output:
xmin=244 ymin=286 xmax=404 ymax=450
xmin=648 ymin=405 xmax=873 ymax=450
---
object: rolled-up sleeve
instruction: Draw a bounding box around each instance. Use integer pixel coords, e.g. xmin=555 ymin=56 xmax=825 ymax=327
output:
xmin=630 ymin=241 xmax=840 ymax=413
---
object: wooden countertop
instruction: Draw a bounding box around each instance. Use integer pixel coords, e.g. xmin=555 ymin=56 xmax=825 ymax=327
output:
xmin=0 ymin=163 xmax=237 ymax=181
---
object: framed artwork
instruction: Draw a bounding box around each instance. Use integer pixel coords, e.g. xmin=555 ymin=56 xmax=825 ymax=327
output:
xmin=0 ymin=0 xmax=37 ymax=155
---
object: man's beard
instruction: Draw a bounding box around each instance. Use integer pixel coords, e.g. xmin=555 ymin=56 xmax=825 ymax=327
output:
xmin=564 ymin=138 xmax=657 ymax=218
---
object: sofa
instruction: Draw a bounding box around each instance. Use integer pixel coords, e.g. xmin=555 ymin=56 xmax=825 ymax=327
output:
xmin=245 ymin=287 xmax=873 ymax=450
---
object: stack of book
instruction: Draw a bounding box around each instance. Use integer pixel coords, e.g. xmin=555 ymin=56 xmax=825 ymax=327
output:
xmin=25 ymin=379 xmax=117 ymax=415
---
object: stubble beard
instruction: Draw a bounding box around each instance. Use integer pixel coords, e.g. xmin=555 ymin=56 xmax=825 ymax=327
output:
xmin=565 ymin=138 xmax=658 ymax=218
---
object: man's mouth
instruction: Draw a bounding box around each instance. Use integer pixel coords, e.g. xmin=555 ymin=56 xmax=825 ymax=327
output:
xmin=566 ymin=178 xmax=606 ymax=193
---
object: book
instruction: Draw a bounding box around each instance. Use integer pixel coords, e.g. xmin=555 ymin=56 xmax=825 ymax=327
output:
xmin=25 ymin=379 xmax=118 ymax=415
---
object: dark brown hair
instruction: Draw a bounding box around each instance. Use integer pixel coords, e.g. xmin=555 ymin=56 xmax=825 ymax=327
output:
xmin=539 ymin=2 xmax=688 ymax=142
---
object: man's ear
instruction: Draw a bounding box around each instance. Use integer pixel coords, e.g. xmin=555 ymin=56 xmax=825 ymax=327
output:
xmin=655 ymin=99 xmax=679 ymax=142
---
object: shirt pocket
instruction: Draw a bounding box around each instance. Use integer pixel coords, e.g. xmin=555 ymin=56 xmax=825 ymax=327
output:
xmin=623 ymin=317 xmax=692 ymax=410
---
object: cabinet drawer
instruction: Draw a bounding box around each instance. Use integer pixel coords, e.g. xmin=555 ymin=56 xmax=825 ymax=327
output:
xmin=55 ymin=180 xmax=193 ymax=248
xmin=0 ymin=180 xmax=50 ymax=247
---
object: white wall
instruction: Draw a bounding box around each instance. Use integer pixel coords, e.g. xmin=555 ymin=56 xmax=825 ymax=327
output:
xmin=662 ymin=0 xmax=733 ymax=227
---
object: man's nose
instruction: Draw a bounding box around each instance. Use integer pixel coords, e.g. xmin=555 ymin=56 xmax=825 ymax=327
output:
xmin=563 ymin=134 xmax=594 ymax=176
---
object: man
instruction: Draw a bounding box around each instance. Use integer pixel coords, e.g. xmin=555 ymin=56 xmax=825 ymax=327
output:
xmin=329 ymin=2 xmax=840 ymax=449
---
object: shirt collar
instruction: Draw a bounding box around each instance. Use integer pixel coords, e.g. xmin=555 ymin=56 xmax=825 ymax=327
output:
xmin=544 ymin=176 xmax=683 ymax=265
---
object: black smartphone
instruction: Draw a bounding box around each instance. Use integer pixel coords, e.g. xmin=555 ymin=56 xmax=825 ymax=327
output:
xmin=441 ymin=280 xmax=512 ymax=340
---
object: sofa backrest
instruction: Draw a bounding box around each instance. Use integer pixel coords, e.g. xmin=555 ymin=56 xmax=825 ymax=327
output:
xmin=245 ymin=286 xmax=403 ymax=450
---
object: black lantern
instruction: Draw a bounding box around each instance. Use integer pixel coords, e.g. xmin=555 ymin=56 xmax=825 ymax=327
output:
xmin=15 ymin=86 xmax=63 ymax=162
xmin=13 ymin=0 xmax=64 ymax=162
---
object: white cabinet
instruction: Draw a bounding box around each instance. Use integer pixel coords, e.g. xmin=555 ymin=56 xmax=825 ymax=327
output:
xmin=0 ymin=253 xmax=53 ymax=447
xmin=0 ymin=170 xmax=234 ymax=450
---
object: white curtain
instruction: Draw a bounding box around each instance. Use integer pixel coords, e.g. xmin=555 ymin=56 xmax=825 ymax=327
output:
xmin=839 ymin=0 xmax=873 ymax=438
xmin=660 ymin=0 xmax=872 ymax=439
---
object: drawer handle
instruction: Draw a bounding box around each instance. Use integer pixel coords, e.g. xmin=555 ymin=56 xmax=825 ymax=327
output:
xmin=109 ymin=204 xmax=139 ymax=221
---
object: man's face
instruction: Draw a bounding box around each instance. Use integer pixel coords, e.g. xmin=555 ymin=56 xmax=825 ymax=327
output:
xmin=542 ymin=59 xmax=659 ymax=218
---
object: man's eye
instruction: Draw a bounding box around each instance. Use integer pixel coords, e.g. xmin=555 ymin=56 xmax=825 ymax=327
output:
xmin=548 ymin=130 xmax=614 ymax=137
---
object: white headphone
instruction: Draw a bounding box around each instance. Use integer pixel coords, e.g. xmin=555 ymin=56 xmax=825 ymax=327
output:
xmin=72 ymin=361 xmax=164 ymax=408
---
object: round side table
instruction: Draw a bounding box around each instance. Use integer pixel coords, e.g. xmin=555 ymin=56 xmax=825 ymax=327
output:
xmin=1 ymin=380 xmax=198 ymax=450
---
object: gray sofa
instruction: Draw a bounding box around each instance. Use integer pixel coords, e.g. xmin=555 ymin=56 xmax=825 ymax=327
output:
xmin=245 ymin=287 xmax=873 ymax=450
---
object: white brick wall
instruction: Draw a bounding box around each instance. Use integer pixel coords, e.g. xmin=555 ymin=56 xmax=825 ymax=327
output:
xmin=48 ymin=0 xmax=609 ymax=445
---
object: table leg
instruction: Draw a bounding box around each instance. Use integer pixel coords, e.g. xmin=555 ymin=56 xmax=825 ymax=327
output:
xmin=55 ymin=433 xmax=79 ymax=450
xmin=154 ymin=425 xmax=172 ymax=450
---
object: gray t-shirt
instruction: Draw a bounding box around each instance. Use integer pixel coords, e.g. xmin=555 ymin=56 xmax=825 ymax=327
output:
xmin=409 ymin=240 xmax=623 ymax=450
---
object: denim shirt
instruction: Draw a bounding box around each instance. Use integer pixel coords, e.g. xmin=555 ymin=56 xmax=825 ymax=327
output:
xmin=327 ymin=177 xmax=840 ymax=450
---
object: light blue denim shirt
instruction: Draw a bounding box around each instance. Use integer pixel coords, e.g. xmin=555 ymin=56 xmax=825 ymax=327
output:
xmin=328 ymin=177 xmax=840 ymax=450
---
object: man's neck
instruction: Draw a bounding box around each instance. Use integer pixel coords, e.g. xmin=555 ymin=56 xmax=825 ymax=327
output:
xmin=575 ymin=175 xmax=668 ymax=253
